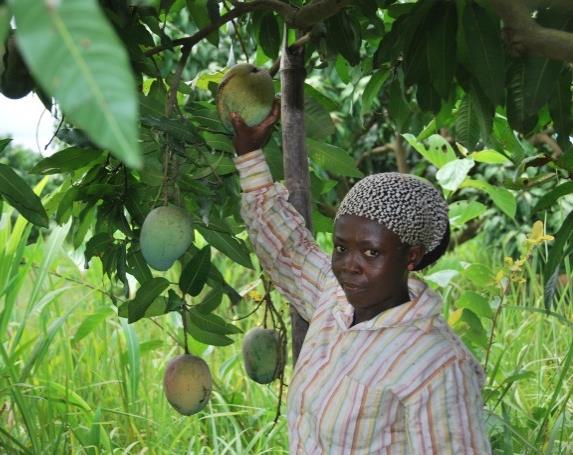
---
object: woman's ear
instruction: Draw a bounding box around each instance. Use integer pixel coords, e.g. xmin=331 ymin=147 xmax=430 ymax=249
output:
xmin=407 ymin=245 xmax=425 ymax=270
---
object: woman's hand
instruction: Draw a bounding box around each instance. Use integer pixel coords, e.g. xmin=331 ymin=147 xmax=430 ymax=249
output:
xmin=231 ymin=98 xmax=281 ymax=156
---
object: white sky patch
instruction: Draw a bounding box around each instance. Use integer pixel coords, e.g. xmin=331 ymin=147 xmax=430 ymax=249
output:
xmin=0 ymin=93 xmax=56 ymax=155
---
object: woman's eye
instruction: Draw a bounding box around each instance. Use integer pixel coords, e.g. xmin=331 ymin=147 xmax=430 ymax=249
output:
xmin=334 ymin=245 xmax=345 ymax=253
xmin=364 ymin=249 xmax=379 ymax=258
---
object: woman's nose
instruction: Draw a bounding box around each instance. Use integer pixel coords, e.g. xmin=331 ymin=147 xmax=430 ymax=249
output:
xmin=341 ymin=251 xmax=362 ymax=274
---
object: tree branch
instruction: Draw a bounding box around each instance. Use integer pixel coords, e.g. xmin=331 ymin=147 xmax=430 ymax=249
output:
xmin=145 ymin=0 xmax=350 ymax=56
xmin=489 ymin=0 xmax=573 ymax=62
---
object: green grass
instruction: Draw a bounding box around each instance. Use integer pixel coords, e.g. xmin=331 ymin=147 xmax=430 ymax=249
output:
xmin=0 ymin=211 xmax=572 ymax=454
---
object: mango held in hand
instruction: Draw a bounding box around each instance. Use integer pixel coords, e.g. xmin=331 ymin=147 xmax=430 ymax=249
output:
xmin=0 ymin=34 xmax=35 ymax=100
xmin=163 ymin=354 xmax=212 ymax=416
xmin=216 ymin=63 xmax=275 ymax=132
xmin=242 ymin=327 xmax=284 ymax=384
xmin=140 ymin=205 xmax=193 ymax=271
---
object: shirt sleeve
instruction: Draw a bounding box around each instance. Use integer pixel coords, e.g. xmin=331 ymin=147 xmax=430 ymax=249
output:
xmin=404 ymin=359 xmax=492 ymax=454
xmin=234 ymin=149 xmax=334 ymax=322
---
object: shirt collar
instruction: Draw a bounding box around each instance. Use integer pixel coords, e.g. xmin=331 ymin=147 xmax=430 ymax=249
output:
xmin=332 ymin=278 xmax=443 ymax=331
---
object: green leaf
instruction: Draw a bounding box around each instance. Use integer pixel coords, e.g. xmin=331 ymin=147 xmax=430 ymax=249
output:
xmin=11 ymin=0 xmax=142 ymax=169
xmin=361 ymin=69 xmax=389 ymax=117
xmin=180 ymin=246 xmax=211 ymax=297
xmin=198 ymin=226 xmax=253 ymax=269
xmin=258 ymin=12 xmax=280 ymax=59
xmin=522 ymin=56 xmax=565 ymax=116
xmin=416 ymin=80 xmax=441 ymax=114
xmin=426 ymin=1 xmax=457 ymax=99
xmin=387 ymin=78 xmax=412 ymax=132
xmin=307 ymin=138 xmax=363 ymax=178
xmin=544 ymin=210 xmax=573 ymax=308
xmin=188 ymin=307 xmax=241 ymax=335
xmin=195 ymin=288 xmax=223 ymax=314
xmin=469 ymin=149 xmax=510 ymax=164
xmin=186 ymin=0 xmax=218 ymax=46
xmin=457 ymin=291 xmax=492 ymax=319
xmin=507 ymin=59 xmax=538 ymax=134
xmin=72 ymin=307 xmax=114 ymax=343
xmin=462 ymin=179 xmax=516 ymax=219
xmin=403 ymin=133 xmax=456 ymax=169
xmin=325 ymin=11 xmax=361 ymax=66
xmin=533 ymin=181 xmax=573 ymax=213
xmin=455 ymin=90 xmax=482 ymax=151
xmin=424 ymin=269 xmax=459 ymax=288
xmin=0 ymin=163 xmax=49 ymax=228
xmin=0 ymin=138 xmax=12 ymax=154
xmin=128 ymin=277 xmax=170 ymax=323
xmin=30 ymin=147 xmax=103 ymax=174
xmin=462 ymin=263 xmax=495 ymax=288
xmin=436 ymin=158 xmax=474 ymax=192
xmin=165 ymin=289 xmax=185 ymax=312
xmin=126 ymin=244 xmax=153 ymax=284
xmin=305 ymin=96 xmax=335 ymax=140
xmin=448 ymin=200 xmax=486 ymax=229
xmin=185 ymin=314 xmax=234 ymax=346
xmin=403 ymin=14 xmax=430 ymax=87
xmin=549 ymin=69 xmax=572 ymax=147
xmin=462 ymin=2 xmax=505 ymax=106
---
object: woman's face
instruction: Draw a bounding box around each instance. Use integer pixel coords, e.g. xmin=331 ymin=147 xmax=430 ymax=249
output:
xmin=331 ymin=214 xmax=420 ymax=313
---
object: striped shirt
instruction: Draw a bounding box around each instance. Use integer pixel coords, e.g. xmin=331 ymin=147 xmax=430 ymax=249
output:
xmin=235 ymin=150 xmax=492 ymax=454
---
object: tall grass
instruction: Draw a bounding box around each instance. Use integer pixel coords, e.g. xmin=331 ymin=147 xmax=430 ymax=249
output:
xmin=1 ymin=208 xmax=571 ymax=453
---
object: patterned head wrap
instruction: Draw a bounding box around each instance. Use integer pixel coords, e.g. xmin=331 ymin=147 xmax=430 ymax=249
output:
xmin=335 ymin=172 xmax=449 ymax=255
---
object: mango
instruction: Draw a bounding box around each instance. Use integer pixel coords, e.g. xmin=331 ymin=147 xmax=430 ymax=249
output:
xmin=216 ymin=63 xmax=275 ymax=132
xmin=163 ymin=354 xmax=212 ymax=416
xmin=0 ymin=34 xmax=35 ymax=100
xmin=242 ymin=328 xmax=284 ymax=384
xmin=140 ymin=205 xmax=193 ymax=271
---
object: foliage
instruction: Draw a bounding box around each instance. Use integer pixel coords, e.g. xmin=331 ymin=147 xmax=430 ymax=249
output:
xmin=0 ymin=0 xmax=572 ymax=450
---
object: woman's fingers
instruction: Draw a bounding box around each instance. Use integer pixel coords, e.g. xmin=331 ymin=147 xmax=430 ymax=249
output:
xmin=230 ymin=111 xmax=247 ymax=133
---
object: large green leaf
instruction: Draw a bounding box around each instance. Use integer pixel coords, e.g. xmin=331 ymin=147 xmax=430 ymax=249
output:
xmin=0 ymin=163 xmax=49 ymax=228
xmin=462 ymin=3 xmax=505 ymax=106
xmin=325 ymin=10 xmax=361 ymax=66
xmin=533 ymin=182 xmax=573 ymax=213
xmin=186 ymin=0 xmax=218 ymax=46
xmin=305 ymin=96 xmax=335 ymax=140
xmin=455 ymin=92 xmax=481 ymax=150
xmin=11 ymin=0 xmax=141 ymax=168
xmin=307 ymin=138 xmax=363 ymax=178
xmin=197 ymin=226 xmax=253 ymax=269
xmin=0 ymin=138 xmax=12 ymax=154
xmin=549 ymin=69 xmax=572 ymax=147
xmin=128 ymin=277 xmax=170 ymax=323
xmin=426 ymin=1 xmax=457 ymax=99
xmin=179 ymin=246 xmax=211 ymax=297
xmin=185 ymin=313 xmax=234 ymax=346
xmin=506 ymin=59 xmax=538 ymax=134
xmin=544 ymin=210 xmax=573 ymax=308
xmin=462 ymin=179 xmax=516 ymax=219
xmin=448 ymin=200 xmax=486 ymax=229
xmin=188 ymin=308 xmax=241 ymax=335
xmin=258 ymin=12 xmax=280 ymax=59
xmin=403 ymin=133 xmax=456 ymax=169
xmin=30 ymin=147 xmax=103 ymax=174
xmin=522 ymin=56 xmax=565 ymax=116
xmin=361 ymin=69 xmax=389 ymax=118
xmin=436 ymin=158 xmax=474 ymax=192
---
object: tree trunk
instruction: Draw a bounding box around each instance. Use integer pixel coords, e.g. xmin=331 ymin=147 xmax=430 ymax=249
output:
xmin=280 ymin=43 xmax=310 ymax=366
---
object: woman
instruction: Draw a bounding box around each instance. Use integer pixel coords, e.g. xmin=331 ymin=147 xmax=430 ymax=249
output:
xmin=230 ymin=104 xmax=492 ymax=454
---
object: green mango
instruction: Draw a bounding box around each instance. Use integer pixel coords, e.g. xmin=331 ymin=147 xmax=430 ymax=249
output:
xmin=216 ymin=63 xmax=275 ymax=132
xmin=242 ymin=327 xmax=284 ymax=384
xmin=140 ymin=205 xmax=193 ymax=271
xmin=163 ymin=354 xmax=212 ymax=416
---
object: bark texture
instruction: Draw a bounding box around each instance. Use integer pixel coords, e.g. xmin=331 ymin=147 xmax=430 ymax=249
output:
xmin=280 ymin=43 xmax=311 ymax=365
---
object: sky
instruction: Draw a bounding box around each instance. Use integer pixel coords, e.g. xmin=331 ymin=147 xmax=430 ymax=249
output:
xmin=0 ymin=92 xmax=56 ymax=155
